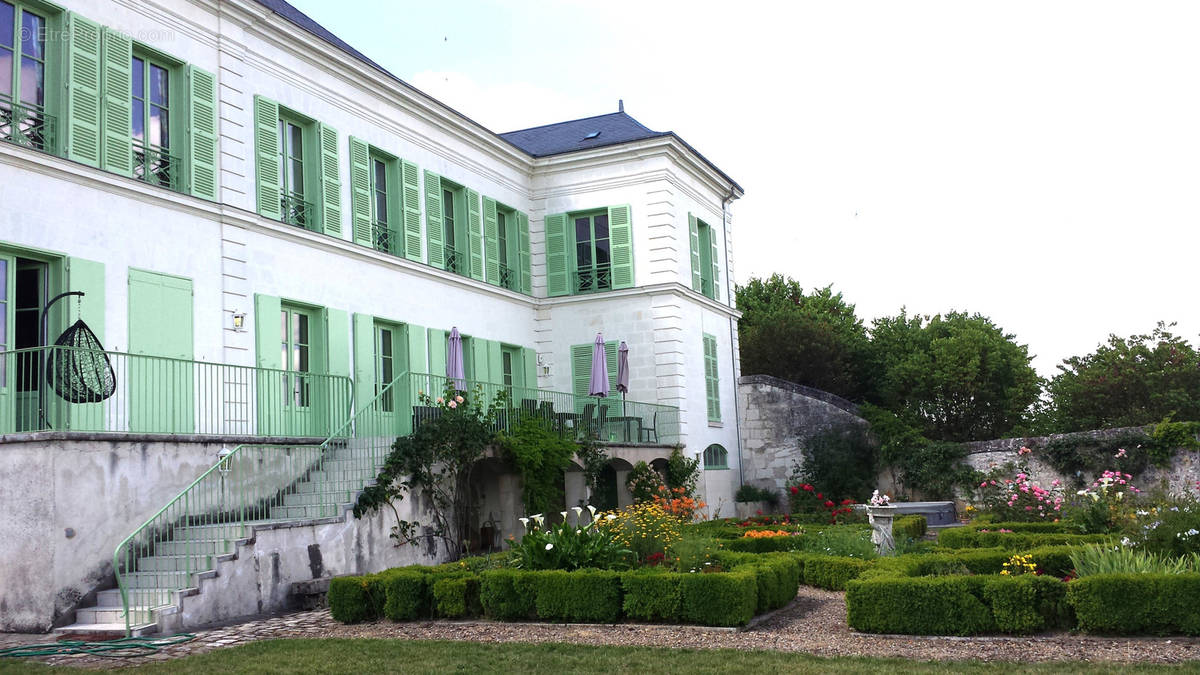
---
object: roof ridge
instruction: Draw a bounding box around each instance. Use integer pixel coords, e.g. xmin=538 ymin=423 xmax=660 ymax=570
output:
xmin=499 ymin=111 xmax=657 ymax=136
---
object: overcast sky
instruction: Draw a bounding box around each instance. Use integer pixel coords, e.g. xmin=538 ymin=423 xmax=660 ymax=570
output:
xmin=288 ymin=0 xmax=1200 ymax=379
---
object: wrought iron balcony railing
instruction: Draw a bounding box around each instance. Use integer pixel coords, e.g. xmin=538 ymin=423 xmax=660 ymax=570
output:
xmin=279 ymin=191 xmax=315 ymax=230
xmin=444 ymin=243 xmax=463 ymax=276
xmin=575 ymin=265 xmax=612 ymax=294
xmin=372 ymin=221 xmax=400 ymax=256
xmin=132 ymin=142 xmax=183 ymax=192
xmin=0 ymin=97 xmax=55 ymax=154
xmin=498 ymin=263 xmax=515 ymax=290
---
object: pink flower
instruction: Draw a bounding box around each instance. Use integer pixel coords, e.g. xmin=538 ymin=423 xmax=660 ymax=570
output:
xmin=455 ymin=395 xmax=464 ymax=404
xmin=980 ymin=482 xmax=988 ymax=488
xmin=448 ymin=400 xmax=458 ymax=409
xmin=1051 ymin=479 xmax=1061 ymax=487
xmin=436 ymin=397 xmax=445 ymax=404
xmin=1025 ymin=506 xmax=1033 ymax=511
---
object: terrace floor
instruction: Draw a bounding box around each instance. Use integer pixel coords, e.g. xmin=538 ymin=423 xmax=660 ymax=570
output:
xmin=4 ymin=587 xmax=1197 ymax=668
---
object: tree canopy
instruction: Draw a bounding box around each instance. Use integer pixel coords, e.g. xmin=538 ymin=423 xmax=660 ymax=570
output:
xmin=1045 ymin=322 xmax=1200 ymax=432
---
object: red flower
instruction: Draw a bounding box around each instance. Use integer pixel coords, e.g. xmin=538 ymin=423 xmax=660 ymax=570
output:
xmin=824 ymin=500 xmax=835 ymax=508
xmin=803 ymin=485 xmax=814 ymax=492
xmin=840 ymin=498 xmax=854 ymax=505
xmin=756 ymin=510 xmax=763 ymax=516
xmin=789 ymin=486 xmax=799 ymax=495
xmin=817 ymin=493 xmax=823 ymax=499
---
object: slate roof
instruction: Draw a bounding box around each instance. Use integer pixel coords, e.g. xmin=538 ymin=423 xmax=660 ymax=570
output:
xmin=252 ymin=0 xmax=741 ymax=192
xmin=498 ymin=111 xmax=668 ymax=157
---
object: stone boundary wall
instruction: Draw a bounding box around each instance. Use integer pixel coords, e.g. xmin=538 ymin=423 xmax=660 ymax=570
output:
xmin=738 ymin=375 xmax=868 ymax=493
xmin=960 ymin=426 xmax=1200 ymax=496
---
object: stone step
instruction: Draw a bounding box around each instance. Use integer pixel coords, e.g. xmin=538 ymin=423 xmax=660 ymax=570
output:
xmin=96 ymin=588 xmax=173 ymax=608
xmin=54 ymin=622 xmax=156 ymax=639
xmin=296 ymin=477 xmax=375 ymax=494
xmin=74 ymin=605 xmax=155 ymax=626
xmin=304 ymin=467 xmax=376 ymax=483
xmin=120 ymin=570 xmax=196 ymax=590
xmin=152 ymin=538 xmax=235 ymax=557
xmin=171 ymin=523 xmax=249 ymax=542
xmin=283 ymin=490 xmax=357 ymax=507
xmin=269 ymin=503 xmax=346 ymax=520
xmin=137 ymin=554 xmax=216 ymax=573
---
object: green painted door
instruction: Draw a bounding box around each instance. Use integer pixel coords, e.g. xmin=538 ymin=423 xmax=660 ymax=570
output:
xmin=0 ymin=254 xmax=14 ymax=434
xmin=128 ymin=270 xmax=194 ymax=432
xmin=281 ymin=304 xmax=320 ymax=436
xmin=374 ymin=321 xmax=405 ymax=436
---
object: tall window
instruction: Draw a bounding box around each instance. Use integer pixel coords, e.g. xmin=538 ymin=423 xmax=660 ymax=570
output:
xmin=280 ymin=306 xmax=312 ymax=408
xmin=442 ymin=187 xmax=461 ymax=274
xmin=698 ymin=221 xmax=715 ymax=298
xmin=131 ymin=54 xmax=176 ymax=188
xmin=574 ymin=212 xmax=611 ymax=293
xmin=375 ymin=324 xmax=394 ymax=412
xmin=370 ymin=154 xmax=392 ymax=253
xmin=0 ymin=1 xmax=50 ymax=150
xmin=690 ymin=214 xmax=720 ymax=301
xmin=277 ymin=115 xmax=309 ymax=228
xmin=703 ymin=333 xmax=720 ymax=422
xmin=496 ymin=210 xmax=512 ymax=289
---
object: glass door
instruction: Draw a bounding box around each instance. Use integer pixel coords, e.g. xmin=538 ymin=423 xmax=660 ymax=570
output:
xmin=0 ymin=253 xmax=13 ymax=433
xmin=281 ymin=305 xmax=317 ymax=435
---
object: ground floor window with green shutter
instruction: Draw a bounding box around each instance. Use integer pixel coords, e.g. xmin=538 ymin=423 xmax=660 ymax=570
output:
xmin=254 ymin=95 xmax=340 ymax=236
xmin=545 ymin=205 xmax=633 ymax=297
xmin=703 ymin=333 xmax=720 ymax=422
xmin=703 ymin=443 xmax=728 ymax=470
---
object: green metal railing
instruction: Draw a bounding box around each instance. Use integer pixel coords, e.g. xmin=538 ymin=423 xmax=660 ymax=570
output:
xmin=111 ymin=372 xmax=410 ymax=635
xmin=279 ymin=190 xmax=315 ymax=230
xmin=0 ymin=96 xmax=55 ymax=153
xmin=575 ymin=265 xmax=612 ymax=294
xmin=133 ymin=141 xmax=184 ymax=192
xmin=0 ymin=345 xmax=352 ymax=437
xmin=404 ymin=371 xmax=680 ymax=444
xmin=372 ymin=221 xmax=400 ymax=256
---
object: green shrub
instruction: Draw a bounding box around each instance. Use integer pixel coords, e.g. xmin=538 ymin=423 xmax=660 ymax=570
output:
xmin=480 ymin=569 xmax=538 ymax=620
xmin=432 ymin=576 xmax=481 ymax=618
xmin=725 ymin=535 xmax=804 ymax=554
xmin=983 ymin=575 xmax=1072 ymax=633
xmin=621 ymin=571 xmax=683 ymax=622
xmin=1068 ymin=574 xmax=1200 ymax=635
xmin=533 ymin=570 xmax=623 ymax=623
xmin=938 ymin=527 xmax=1108 ymax=550
xmin=747 ymin=555 xmax=801 ymax=612
xmin=795 ymin=554 xmax=871 ymax=590
xmin=328 ymin=575 xmax=379 ymax=623
xmin=846 ymin=576 xmax=995 ymax=635
xmin=679 ymin=570 xmax=757 ymax=626
xmin=381 ymin=570 xmax=430 ymax=620
xmin=895 ymin=515 xmax=927 ymax=540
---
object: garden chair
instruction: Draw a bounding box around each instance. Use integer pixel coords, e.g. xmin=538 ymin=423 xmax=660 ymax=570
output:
xmin=637 ymin=411 xmax=659 ymax=443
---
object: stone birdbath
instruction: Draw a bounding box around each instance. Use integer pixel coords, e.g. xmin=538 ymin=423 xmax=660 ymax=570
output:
xmin=866 ymin=490 xmax=896 ymax=556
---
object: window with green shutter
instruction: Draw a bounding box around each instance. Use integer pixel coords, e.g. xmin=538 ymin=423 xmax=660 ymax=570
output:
xmin=545 ymin=205 xmax=633 ymax=297
xmin=484 ymin=197 xmax=525 ymax=292
xmin=349 ymin=136 xmax=406 ymax=256
xmin=128 ymin=47 xmax=186 ymax=190
xmin=689 ymin=214 xmax=720 ymax=301
xmin=0 ymin=1 xmax=57 ymax=153
xmin=703 ymin=444 xmax=728 ymax=470
xmin=255 ymin=97 xmax=340 ymax=235
xmin=426 ymin=175 xmax=481 ymax=279
xmin=703 ymin=333 xmax=720 ymax=422
xmin=570 ymin=341 xmax=620 ymax=413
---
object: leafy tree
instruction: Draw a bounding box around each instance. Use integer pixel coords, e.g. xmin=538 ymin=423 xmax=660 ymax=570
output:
xmin=498 ymin=416 xmax=577 ymax=516
xmin=791 ymin=423 xmax=877 ymax=501
xmin=736 ymin=275 xmax=873 ymax=400
xmin=868 ymin=310 xmax=1042 ymax=442
xmin=1046 ymin=322 xmax=1200 ymax=432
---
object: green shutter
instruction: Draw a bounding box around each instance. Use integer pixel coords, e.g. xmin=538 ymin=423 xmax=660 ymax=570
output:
xmin=387 ymin=158 xmax=403 ymax=256
xmin=483 ymin=197 xmax=499 ymax=285
xmin=253 ymin=96 xmax=281 ymax=220
xmin=67 ymin=258 xmax=105 ymax=341
xmin=704 ymin=333 xmax=720 ymax=422
xmin=186 ymin=65 xmax=219 ymax=200
xmin=688 ymin=213 xmax=702 ymax=292
xmin=466 ymin=188 xmax=484 ymax=280
xmin=517 ymin=211 xmax=531 ymax=294
xmin=470 ymin=337 xmax=488 ymax=382
xmin=352 ymin=313 xmax=375 ymax=413
xmin=427 ymin=328 xmax=447 ymax=379
xmin=406 ymin=323 xmax=427 ymax=374
xmin=424 ymin=171 xmax=444 ymax=269
xmin=100 ymin=28 xmax=132 ymax=176
xmin=254 ymin=293 xmax=282 ymax=369
xmin=571 ymin=344 xmax=591 ymax=398
xmin=486 ymin=340 xmax=503 ymax=384
xmin=609 ymin=204 xmax=633 ymax=289
xmin=545 ymin=213 xmax=569 ymax=297
xmin=348 ymin=136 xmax=371 ymax=246
xmin=710 ymin=223 xmax=721 ymax=302
xmin=64 ymin=13 xmax=102 ymax=167
xmin=521 ymin=347 xmax=537 ymax=392
xmin=401 ymin=159 xmax=422 ymax=262
xmin=325 ymin=308 xmax=350 ymax=377
xmin=318 ymin=122 xmax=341 ymax=236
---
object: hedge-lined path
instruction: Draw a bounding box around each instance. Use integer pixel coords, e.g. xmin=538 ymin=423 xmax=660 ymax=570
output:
xmin=4 ymin=587 xmax=1199 ymax=669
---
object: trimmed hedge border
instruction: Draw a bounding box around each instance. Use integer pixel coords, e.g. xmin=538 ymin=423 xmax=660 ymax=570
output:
xmin=1068 ymin=574 xmax=1200 ymax=635
xmin=937 ymin=528 xmax=1110 ymax=550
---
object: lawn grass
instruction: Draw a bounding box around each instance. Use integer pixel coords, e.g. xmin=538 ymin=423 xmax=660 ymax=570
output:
xmin=3 ymin=639 xmax=1199 ymax=674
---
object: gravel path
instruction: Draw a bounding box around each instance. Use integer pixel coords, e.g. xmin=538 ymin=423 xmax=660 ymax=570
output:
xmin=3 ymin=586 xmax=1198 ymax=669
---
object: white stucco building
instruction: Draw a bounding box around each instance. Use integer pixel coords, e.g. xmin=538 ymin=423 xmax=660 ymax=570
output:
xmin=0 ymin=0 xmax=744 ymax=633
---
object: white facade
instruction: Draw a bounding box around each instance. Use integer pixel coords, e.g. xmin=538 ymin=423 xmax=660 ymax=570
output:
xmin=0 ymin=0 xmax=744 ymax=504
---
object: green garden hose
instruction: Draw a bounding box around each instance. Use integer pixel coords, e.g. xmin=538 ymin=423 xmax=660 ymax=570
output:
xmin=0 ymin=634 xmax=195 ymax=659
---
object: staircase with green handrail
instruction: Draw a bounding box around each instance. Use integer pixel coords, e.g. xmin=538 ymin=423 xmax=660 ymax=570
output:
xmin=55 ymin=373 xmax=411 ymax=638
